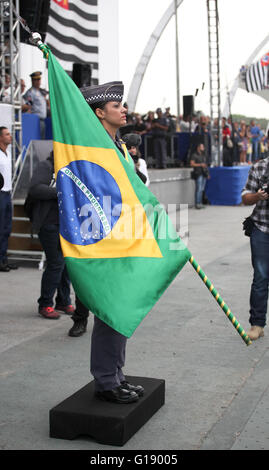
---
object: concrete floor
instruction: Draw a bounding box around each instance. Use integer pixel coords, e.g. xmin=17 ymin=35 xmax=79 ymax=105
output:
xmin=1 ymin=204 xmax=269 ymax=451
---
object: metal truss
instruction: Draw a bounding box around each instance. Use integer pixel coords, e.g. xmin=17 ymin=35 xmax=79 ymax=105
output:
xmin=207 ymin=0 xmax=222 ymax=165
xmin=0 ymin=0 xmax=22 ymax=170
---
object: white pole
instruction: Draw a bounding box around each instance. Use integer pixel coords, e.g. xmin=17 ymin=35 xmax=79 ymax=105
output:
xmin=175 ymin=0 xmax=180 ymax=117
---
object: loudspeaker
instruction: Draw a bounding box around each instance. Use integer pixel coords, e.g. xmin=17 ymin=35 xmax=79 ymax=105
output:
xmin=72 ymin=63 xmax=92 ymax=88
xmin=19 ymin=0 xmax=50 ymax=43
xmin=183 ymin=95 xmax=194 ymax=118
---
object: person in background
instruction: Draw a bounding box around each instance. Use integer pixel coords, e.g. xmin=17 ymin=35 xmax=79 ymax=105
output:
xmin=0 ymin=127 xmax=18 ymax=272
xmin=123 ymin=133 xmax=150 ymax=186
xmin=133 ymin=113 xmax=147 ymax=136
xmin=20 ymin=79 xmax=32 ymax=113
xmin=23 ymin=71 xmax=50 ymax=139
xmin=238 ymin=121 xmax=248 ymax=164
xmin=190 ymin=142 xmax=209 ymax=209
xmin=250 ymin=120 xmax=261 ymax=161
xmin=143 ymin=111 xmax=154 ymax=133
xmin=68 ymin=296 xmax=90 ymax=337
xmin=222 ymin=117 xmax=233 ymax=166
xmin=179 ymin=115 xmax=191 ymax=132
xmin=1 ymin=74 xmax=11 ymax=102
xmin=151 ymin=108 xmax=169 ymax=169
xmin=231 ymin=121 xmax=240 ymax=164
xmin=28 ymin=151 xmax=75 ymax=319
xmin=242 ymin=155 xmax=269 ymax=340
xmin=195 ymin=116 xmax=211 ymax=165
xmin=246 ymin=124 xmax=253 ymax=164
xmin=259 ymin=129 xmax=267 ymax=159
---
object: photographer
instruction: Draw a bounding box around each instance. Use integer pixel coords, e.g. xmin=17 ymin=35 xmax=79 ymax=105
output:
xmin=123 ymin=133 xmax=150 ymax=186
xmin=190 ymin=143 xmax=209 ymax=209
xmin=242 ymin=156 xmax=269 ymax=340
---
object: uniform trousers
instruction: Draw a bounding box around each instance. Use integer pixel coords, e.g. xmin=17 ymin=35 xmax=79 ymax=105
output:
xmin=72 ymin=295 xmax=89 ymax=322
xmin=0 ymin=191 xmax=12 ymax=263
xmin=90 ymin=316 xmax=127 ymax=391
xmin=38 ymin=224 xmax=71 ymax=307
xmin=153 ymin=137 xmax=167 ymax=169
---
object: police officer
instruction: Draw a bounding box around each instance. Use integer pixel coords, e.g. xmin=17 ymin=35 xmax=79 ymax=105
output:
xmin=151 ymin=108 xmax=169 ymax=169
xmin=80 ymin=81 xmax=144 ymax=404
xmin=24 ymin=71 xmax=50 ymax=139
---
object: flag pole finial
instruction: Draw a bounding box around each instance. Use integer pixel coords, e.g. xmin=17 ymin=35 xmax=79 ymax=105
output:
xmin=29 ymin=32 xmax=50 ymax=59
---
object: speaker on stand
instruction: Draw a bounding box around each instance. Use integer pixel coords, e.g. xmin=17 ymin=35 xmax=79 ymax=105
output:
xmin=72 ymin=63 xmax=92 ymax=88
xmin=183 ymin=95 xmax=194 ymax=118
xmin=182 ymin=95 xmax=197 ymax=163
xmin=19 ymin=0 xmax=50 ymax=43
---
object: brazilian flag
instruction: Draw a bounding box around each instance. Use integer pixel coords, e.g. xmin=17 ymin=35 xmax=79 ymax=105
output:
xmin=45 ymin=48 xmax=191 ymax=337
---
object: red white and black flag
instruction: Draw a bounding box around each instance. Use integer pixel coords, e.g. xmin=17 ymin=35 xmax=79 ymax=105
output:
xmin=45 ymin=0 xmax=99 ymax=83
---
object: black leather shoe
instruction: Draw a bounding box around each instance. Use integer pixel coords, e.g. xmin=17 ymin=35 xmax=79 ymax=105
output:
xmin=0 ymin=262 xmax=10 ymax=272
xmin=68 ymin=320 xmax=87 ymax=337
xmin=7 ymin=263 xmax=18 ymax=270
xmin=121 ymin=380 xmax=144 ymax=397
xmin=95 ymin=386 xmax=139 ymax=404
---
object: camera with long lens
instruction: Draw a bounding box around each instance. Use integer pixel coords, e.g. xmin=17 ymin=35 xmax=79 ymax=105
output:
xmin=261 ymin=182 xmax=269 ymax=194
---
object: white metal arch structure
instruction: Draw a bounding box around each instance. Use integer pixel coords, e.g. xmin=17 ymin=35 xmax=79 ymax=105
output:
xmin=223 ymin=33 xmax=269 ymax=117
xmin=127 ymin=0 xmax=184 ymax=112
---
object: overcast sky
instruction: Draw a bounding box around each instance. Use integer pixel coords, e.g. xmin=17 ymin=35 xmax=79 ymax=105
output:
xmin=118 ymin=0 xmax=269 ymax=119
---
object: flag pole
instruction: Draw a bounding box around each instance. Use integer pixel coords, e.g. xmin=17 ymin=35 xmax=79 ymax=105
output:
xmin=30 ymin=33 xmax=251 ymax=346
xmin=189 ymin=256 xmax=252 ymax=346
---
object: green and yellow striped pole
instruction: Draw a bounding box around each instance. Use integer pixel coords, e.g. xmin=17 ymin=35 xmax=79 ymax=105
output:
xmin=189 ymin=255 xmax=252 ymax=346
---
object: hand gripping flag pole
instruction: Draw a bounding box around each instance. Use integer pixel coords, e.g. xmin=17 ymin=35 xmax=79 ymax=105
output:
xmin=189 ymin=256 xmax=252 ymax=346
xmin=29 ymin=27 xmax=251 ymax=346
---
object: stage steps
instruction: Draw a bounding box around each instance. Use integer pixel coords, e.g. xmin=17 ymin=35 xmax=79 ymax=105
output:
xmin=8 ymin=199 xmax=44 ymax=266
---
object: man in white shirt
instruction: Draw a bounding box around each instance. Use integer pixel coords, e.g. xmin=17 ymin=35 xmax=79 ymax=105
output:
xmin=0 ymin=127 xmax=16 ymax=272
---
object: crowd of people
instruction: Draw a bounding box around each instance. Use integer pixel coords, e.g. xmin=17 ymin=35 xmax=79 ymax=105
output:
xmin=120 ymin=108 xmax=269 ymax=167
xmin=222 ymin=117 xmax=269 ymax=165
xmin=1 ymin=70 xmax=268 ymax=166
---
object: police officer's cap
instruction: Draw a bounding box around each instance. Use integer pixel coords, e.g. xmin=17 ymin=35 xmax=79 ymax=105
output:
xmin=80 ymin=81 xmax=124 ymax=105
xmin=122 ymin=133 xmax=142 ymax=149
xmin=30 ymin=71 xmax=42 ymax=79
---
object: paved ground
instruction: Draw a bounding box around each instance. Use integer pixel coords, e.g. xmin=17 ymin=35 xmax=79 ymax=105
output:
xmin=1 ymin=203 xmax=269 ymax=451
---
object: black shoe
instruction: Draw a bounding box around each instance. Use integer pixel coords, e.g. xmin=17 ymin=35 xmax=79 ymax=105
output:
xmin=68 ymin=320 xmax=87 ymax=337
xmin=7 ymin=263 xmax=18 ymax=270
xmin=120 ymin=380 xmax=144 ymax=397
xmin=95 ymin=386 xmax=139 ymax=404
xmin=0 ymin=262 xmax=10 ymax=272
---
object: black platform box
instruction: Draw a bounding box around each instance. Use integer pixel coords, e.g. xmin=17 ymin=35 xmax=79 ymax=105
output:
xmin=49 ymin=376 xmax=165 ymax=446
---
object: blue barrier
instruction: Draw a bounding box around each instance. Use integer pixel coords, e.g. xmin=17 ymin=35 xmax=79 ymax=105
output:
xmin=22 ymin=113 xmax=41 ymax=148
xmin=22 ymin=114 xmax=53 ymax=150
xmin=45 ymin=117 xmax=53 ymax=139
xmin=205 ymin=166 xmax=250 ymax=205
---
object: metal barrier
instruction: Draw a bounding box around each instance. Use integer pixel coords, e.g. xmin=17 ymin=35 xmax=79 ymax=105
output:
xmin=142 ymin=133 xmax=186 ymax=168
xmin=142 ymin=132 xmax=211 ymax=167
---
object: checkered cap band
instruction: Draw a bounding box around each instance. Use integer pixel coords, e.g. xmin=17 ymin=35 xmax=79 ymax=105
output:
xmin=80 ymin=81 xmax=124 ymax=104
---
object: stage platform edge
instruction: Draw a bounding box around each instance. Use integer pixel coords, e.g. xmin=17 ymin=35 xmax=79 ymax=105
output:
xmin=49 ymin=376 xmax=165 ymax=446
